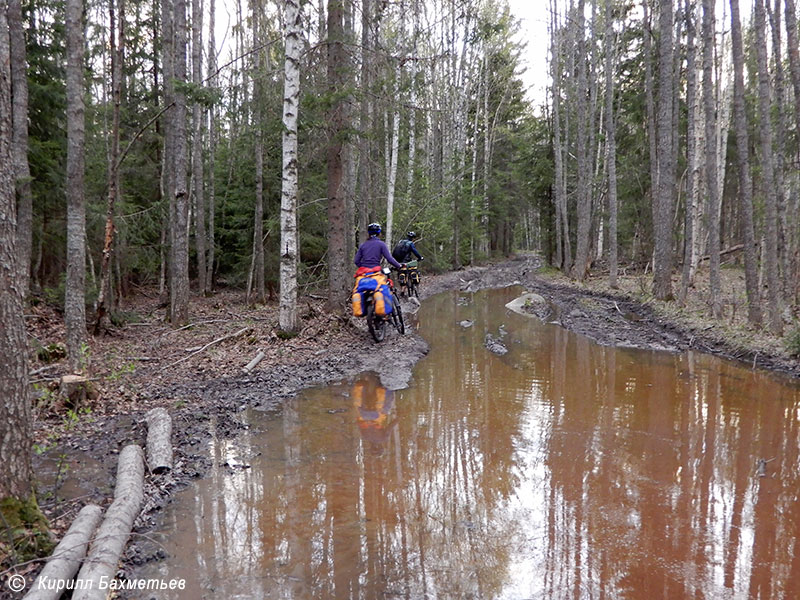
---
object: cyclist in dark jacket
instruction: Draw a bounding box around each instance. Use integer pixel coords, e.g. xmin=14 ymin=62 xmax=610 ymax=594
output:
xmin=392 ymin=231 xmax=424 ymax=264
xmin=355 ymin=223 xmax=403 ymax=272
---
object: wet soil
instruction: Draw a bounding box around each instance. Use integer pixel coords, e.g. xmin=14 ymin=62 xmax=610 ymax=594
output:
xmin=9 ymin=253 xmax=800 ymax=596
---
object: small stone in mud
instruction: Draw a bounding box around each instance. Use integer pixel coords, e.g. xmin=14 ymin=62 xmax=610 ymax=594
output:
xmin=484 ymin=334 xmax=508 ymax=356
xmin=459 ymin=320 xmax=474 ymax=328
xmin=327 ymin=408 xmax=348 ymax=414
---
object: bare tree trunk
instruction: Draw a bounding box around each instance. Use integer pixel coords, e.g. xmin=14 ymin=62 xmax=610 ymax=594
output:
xmin=651 ymin=0 xmax=675 ymax=300
xmin=604 ymin=0 xmax=618 ymax=288
xmin=327 ymin=0 xmax=349 ymax=309
xmin=573 ymin=0 xmax=591 ymax=281
xmin=94 ymin=0 xmax=125 ymax=335
xmin=356 ymin=0 xmax=372 ymax=244
xmin=784 ymin=0 xmax=800 ymax=300
xmin=768 ymin=0 xmax=790 ymax=300
xmin=280 ymin=0 xmax=302 ymax=332
xmin=730 ymin=0 xmax=761 ymax=325
xmin=192 ymin=0 xmax=206 ymax=295
xmin=170 ymin=0 xmax=190 ymax=326
xmin=8 ymin=0 xmax=32 ymax=299
xmin=252 ymin=3 xmax=265 ymax=305
xmin=680 ymin=0 xmax=698 ymax=303
xmin=754 ymin=0 xmax=782 ymax=333
xmin=385 ymin=62 xmax=401 ymax=250
xmin=643 ymin=0 xmax=659 ymax=224
xmin=65 ymin=0 xmax=87 ymax=369
xmin=206 ymin=0 xmax=216 ymax=288
xmin=0 ymin=3 xmax=32 ymax=501
xmin=702 ymin=0 xmax=721 ymax=315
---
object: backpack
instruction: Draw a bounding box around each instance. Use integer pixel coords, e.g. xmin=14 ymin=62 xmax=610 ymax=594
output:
xmin=392 ymin=239 xmax=411 ymax=262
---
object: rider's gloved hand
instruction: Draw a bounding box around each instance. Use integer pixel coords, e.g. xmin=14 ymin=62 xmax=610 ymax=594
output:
xmin=400 ymin=263 xmax=407 ymax=269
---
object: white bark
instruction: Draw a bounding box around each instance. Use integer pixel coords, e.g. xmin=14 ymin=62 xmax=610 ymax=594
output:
xmin=25 ymin=505 xmax=104 ymax=600
xmin=280 ymin=0 xmax=302 ymax=332
xmin=386 ymin=61 xmax=401 ymax=249
xmin=145 ymin=407 xmax=173 ymax=474
xmin=73 ymin=445 xmax=144 ymax=600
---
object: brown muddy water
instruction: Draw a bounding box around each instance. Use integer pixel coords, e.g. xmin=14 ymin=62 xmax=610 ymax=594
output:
xmin=134 ymin=287 xmax=800 ymax=599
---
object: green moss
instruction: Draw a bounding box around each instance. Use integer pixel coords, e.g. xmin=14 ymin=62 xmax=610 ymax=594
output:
xmin=0 ymin=495 xmax=54 ymax=566
xmin=276 ymin=329 xmax=298 ymax=340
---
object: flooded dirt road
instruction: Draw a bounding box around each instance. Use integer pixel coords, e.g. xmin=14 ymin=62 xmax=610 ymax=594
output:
xmin=134 ymin=286 xmax=800 ymax=599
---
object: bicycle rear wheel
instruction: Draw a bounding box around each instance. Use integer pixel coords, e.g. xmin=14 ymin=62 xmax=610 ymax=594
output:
xmin=391 ymin=294 xmax=405 ymax=335
xmin=366 ymin=300 xmax=386 ymax=342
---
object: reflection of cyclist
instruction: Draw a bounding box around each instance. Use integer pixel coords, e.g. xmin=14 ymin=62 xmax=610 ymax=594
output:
xmin=351 ymin=376 xmax=396 ymax=454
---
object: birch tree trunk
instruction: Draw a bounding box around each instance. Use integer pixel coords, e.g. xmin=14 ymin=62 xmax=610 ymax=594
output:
xmin=604 ymin=0 xmax=618 ymax=288
xmin=0 ymin=2 xmax=32 ymax=500
xmin=573 ymin=0 xmax=591 ymax=281
xmin=784 ymin=0 xmax=800 ymax=300
xmin=702 ymin=0 xmax=721 ymax=316
xmin=192 ymin=0 xmax=206 ymax=295
xmin=94 ymin=0 xmax=124 ymax=334
xmin=280 ymin=0 xmax=302 ymax=332
xmin=327 ymin=0 xmax=349 ymax=309
xmin=653 ymin=0 xmax=675 ymax=300
xmin=385 ymin=61 xmax=401 ymax=250
xmin=206 ymin=0 xmax=216 ymax=288
xmin=8 ymin=0 xmax=32 ymax=299
xmin=730 ymin=0 xmax=761 ymax=325
xmin=170 ymin=0 xmax=190 ymax=326
xmin=65 ymin=0 xmax=87 ymax=369
xmin=251 ymin=2 xmax=265 ymax=305
xmin=643 ymin=0 xmax=659 ymax=219
xmin=754 ymin=0 xmax=782 ymax=333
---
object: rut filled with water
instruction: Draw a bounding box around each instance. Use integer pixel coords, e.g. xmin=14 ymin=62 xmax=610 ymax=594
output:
xmin=134 ymin=286 xmax=800 ymax=599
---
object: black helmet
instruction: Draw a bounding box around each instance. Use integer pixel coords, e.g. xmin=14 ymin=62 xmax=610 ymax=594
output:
xmin=367 ymin=222 xmax=382 ymax=236
xmin=407 ymin=231 xmax=417 ymax=239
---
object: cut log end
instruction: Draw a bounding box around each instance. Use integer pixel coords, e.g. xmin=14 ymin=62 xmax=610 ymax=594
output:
xmin=146 ymin=407 xmax=173 ymax=474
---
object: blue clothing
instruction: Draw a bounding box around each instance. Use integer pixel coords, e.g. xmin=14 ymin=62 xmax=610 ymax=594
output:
xmin=354 ymin=237 xmax=403 ymax=269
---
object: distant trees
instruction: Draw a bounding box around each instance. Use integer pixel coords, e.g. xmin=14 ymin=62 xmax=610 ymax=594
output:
xmin=546 ymin=0 xmax=800 ymax=328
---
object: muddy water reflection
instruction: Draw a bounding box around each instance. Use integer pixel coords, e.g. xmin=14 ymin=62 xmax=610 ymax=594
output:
xmin=137 ymin=287 xmax=800 ymax=599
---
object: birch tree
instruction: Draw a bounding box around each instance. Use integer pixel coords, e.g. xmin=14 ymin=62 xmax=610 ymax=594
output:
xmin=680 ymin=0 xmax=698 ymax=302
xmin=702 ymin=0 xmax=721 ymax=316
xmin=280 ymin=0 xmax=302 ymax=332
xmin=573 ymin=0 xmax=591 ymax=281
xmin=193 ymin=0 xmax=207 ymax=295
xmin=65 ymin=0 xmax=87 ymax=369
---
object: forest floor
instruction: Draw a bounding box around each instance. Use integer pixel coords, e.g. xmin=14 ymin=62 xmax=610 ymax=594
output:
xmin=7 ymin=252 xmax=800 ymax=594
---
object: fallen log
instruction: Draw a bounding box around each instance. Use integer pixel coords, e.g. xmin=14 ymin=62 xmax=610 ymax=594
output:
xmin=145 ymin=408 xmax=173 ymax=474
xmin=72 ymin=445 xmax=145 ymax=600
xmin=242 ymin=350 xmax=266 ymax=374
xmin=162 ymin=326 xmax=251 ymax=370
xmin=24 ymin=505 xmax=104 ymax=600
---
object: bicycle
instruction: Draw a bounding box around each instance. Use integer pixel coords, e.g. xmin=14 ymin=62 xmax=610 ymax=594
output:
xmin=364 ymin=267 xmax=405 ymax=342
xmin=397 ymin=260 xmax=420 ymax=298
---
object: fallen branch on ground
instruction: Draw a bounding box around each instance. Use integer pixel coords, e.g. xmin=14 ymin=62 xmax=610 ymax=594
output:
xmin=145 ymin=408 xmax=173 ymax=474
xmin=24 ymin=505 xmax=104 ymax=600
xmin=161 ymin=327 xmax=251 ymax=370
xmin=72 ymin=445 xmax=144 ymax=600
xmin=242 ymin=350 xmax=266 ymax=374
